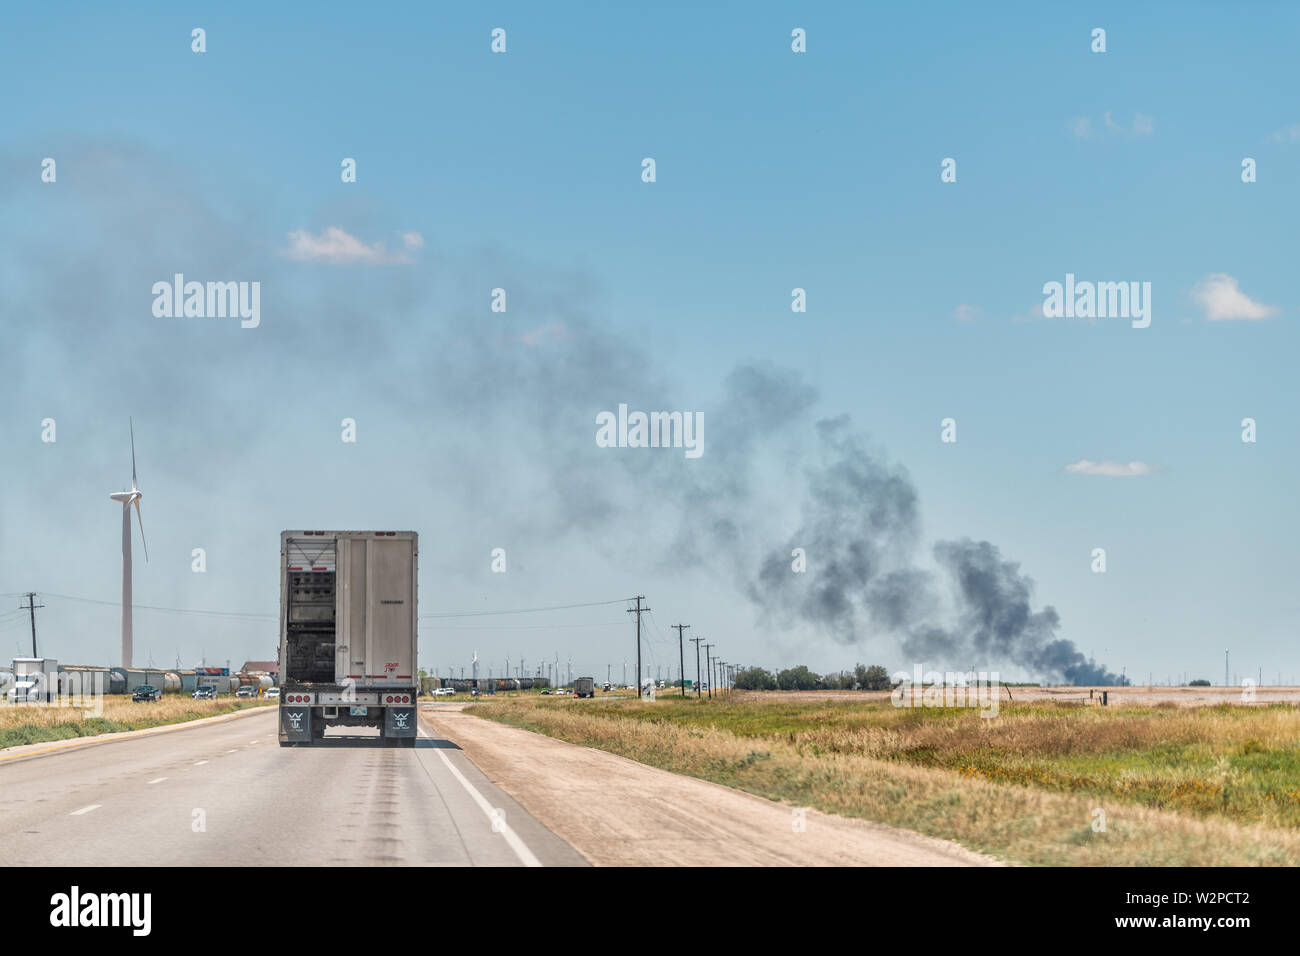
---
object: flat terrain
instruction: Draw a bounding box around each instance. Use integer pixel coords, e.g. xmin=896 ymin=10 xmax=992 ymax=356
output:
xmin=469 ymin=692 xmax=1300 ymax=865
xmin=0 ymin=706 xmax=584 ymax=866
xmin=785 ymin=686 xmax=1300 ymax=707
xmin=422 ymin=704 xmax=996 ymax=866
xmin=0 ymin=695 xmax=275 ymax=749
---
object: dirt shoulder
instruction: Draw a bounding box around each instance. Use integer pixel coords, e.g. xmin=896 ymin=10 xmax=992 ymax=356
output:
xmin=419 ymin=704 xmax=999 ymax=867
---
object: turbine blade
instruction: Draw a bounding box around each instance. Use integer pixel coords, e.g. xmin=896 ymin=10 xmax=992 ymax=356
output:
xmin=130 ymin=418 xmax=138 ymax=490
xmin=134 ymin=497 xmax=149 ymax=562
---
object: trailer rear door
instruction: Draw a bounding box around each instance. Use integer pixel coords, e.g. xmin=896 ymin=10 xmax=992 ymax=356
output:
xmin=337 ymin=534 xmax=417 ymax=686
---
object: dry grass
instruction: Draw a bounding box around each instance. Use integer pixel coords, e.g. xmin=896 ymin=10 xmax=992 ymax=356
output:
xmin=0 ymin=695 xmax=274 ymax=749
xmin=470 ymin=695 xmax=1300 ymax=866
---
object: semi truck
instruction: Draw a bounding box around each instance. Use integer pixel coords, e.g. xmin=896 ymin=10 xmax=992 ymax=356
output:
xmin=8 ymin=658 xmax=58 ymax=703
xmin=277 ymin=530 xmax=419 ymax=747
xmin=573 ymin=676 xmax=596 ymax=698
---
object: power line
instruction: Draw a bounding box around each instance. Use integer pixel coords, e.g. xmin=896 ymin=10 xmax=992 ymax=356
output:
xmin=421 ymin=598 xmax=632 ymax=619
xmin=673 ymin=624 xmax=690 ymax=697
xmin=42 ymin=592 xmax=275 ymax=620
xmin=425 ymin=620 xmax=628 ymax=631
xmin=22 ymin=593 xmax=44 ymax=657
xmin=627 ymin=596 xmax=650 ymax=698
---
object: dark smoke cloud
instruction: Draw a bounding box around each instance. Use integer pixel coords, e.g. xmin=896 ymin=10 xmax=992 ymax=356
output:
xmin=741 ymin=401 xmax=1128 ymax=685
xmin=2 ymin=143 xmax=1127 ymax=683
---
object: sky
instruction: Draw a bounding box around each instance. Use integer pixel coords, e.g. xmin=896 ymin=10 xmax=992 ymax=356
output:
xmin=1 ymin=2 xmax=1296 ymax=686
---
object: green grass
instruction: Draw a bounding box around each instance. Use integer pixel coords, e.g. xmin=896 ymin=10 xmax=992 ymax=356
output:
xmin=0 ymin=696 xmax=275 ymax=750
xmin=466 ymin=693 xmax=1300 ymax=865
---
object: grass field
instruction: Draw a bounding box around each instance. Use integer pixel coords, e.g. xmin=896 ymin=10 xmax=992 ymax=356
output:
xmin=468 ymin=692 xmax=1300 ymax=865
xmin=0 ymin=695 xmax=274 ymax=750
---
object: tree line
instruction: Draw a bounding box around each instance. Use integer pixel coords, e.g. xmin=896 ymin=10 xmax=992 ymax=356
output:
xmin=733 ymin=663 xmax=893 ymax=692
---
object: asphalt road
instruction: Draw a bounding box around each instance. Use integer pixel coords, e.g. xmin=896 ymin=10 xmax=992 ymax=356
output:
xmin=0 ymin=707 xmax=586 ymax=866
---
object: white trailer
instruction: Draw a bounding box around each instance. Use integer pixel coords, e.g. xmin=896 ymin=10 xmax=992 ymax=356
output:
xmin=277 ymin=531 xmax=419 ymax=747
xmin=9 ymin=657 xmax=58 ymax=703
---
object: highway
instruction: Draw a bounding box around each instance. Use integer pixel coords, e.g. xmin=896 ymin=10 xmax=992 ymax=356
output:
xmin=0 ymin=708 xmax=587 ymax=866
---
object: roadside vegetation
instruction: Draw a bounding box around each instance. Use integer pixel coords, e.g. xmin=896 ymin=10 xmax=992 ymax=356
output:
xmin=468 ymin=693 xmax=1300 ymax=865
xmin=0 ymin=695 xmax=274 ymax=750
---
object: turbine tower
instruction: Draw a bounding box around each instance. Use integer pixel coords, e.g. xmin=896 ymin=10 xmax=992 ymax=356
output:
xmin=109 ymin=419 xmax=148 ymax=668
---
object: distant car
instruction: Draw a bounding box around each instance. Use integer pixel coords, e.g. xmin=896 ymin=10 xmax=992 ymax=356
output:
xmin=540 ymin=690 xmax=552 ymax=695
xmin=133 ymin=684 xmax=162 ymax=702
xmin=435 ymin=687 xmax=455 ymax=697
xmin=602 ymin=682 xmax=612 ymax=692
xmin=192 ymin=685 xmax=216 ymax=700
xmin=265 ymin=687 xmax=280 ymax=699
xmin=235 ymin=685 xmax=255 ymax=698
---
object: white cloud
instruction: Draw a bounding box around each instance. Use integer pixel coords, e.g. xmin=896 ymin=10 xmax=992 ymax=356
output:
xmin=951 ymin=303 xmax=982 ymax=321
xmin=1072 ymin=112 xmax=1152 ymax=139
xmin=1190 ymin=273 xmax=1277 ymax=321
xmin=284 ymin=226 xmax=414 ymax=264
xmin=1011 ymin=301 xmax=1049 ymax=323
xmin=400 ymin=231 xmax=424 ymax=250
xmin=1270 ymin=124 xmax=1300 ymax=143
xmin=515 ymin=322 xmax=570 ymax=346
xmin=1065 ymin=460 xmax=1156 ymax=477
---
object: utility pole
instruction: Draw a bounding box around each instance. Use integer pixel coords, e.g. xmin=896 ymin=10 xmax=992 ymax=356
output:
xmin=673 ymin=624 xmax=690 ymax=697
xmin=22 ymin=593 xmax=44 ymax=658
xmin=627 ymin=596 xmax=650 ymax=698
xmin=704 ymin=643 xmax=715 ymax=699
xmin=607 ymin=663 xmax=611 ymax=685
xmin=690 ymin=636 xmax=703 ymax=698
xmin=1225 ymin=649 xmax=1229 ymax=688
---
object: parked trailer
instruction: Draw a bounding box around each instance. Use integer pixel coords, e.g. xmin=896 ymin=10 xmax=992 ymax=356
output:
xmin=109 ymin=667 xmax=173 ymax=695
xmin=10 ymin=658 xmax=59 ymax=703
xmin=278 ymin=530 xmax=419 ymax=747
xmin=57 ymin=665 xmax=113 ymax=697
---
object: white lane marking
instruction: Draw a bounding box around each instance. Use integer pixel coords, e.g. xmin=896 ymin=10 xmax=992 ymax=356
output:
xmin=147 ymin=777 xmax=167 ymax=784
xmin=430 ymin=739 xmax=542 ymax=867
xmin=194 ymin=760 xmax=208 ymax=766
xmin=70 ymin=804 xmax=101 ymax=815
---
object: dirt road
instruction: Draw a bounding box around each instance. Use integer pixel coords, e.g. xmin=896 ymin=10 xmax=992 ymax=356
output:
xmin=419 ymin=704 xmax=999 ymax=867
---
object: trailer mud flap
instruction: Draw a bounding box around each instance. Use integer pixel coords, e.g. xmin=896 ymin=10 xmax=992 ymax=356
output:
xmin=280 ymin=705 xmax=312 ymax=742
xmin=385 ymin=706 xmax=417 ymax=737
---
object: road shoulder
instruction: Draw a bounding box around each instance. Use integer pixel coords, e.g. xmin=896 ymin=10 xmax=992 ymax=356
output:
xmin=0 ymin=704 xmax=274 ymax=764
xmin=420 ymin=704 xmax=1000 ymax=867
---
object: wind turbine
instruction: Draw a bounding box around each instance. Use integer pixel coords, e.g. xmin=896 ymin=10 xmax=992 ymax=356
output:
xmin=109 ymin=419 xmax=148 ymax=668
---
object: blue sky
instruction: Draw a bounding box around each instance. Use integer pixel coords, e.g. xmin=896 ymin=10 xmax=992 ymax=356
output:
xmin=1 ymin=2 xmax=1296 ymax=685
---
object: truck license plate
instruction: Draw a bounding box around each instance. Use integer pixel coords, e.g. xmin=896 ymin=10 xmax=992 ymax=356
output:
xmin=349 ymin=706 xmax=368 ymax=715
